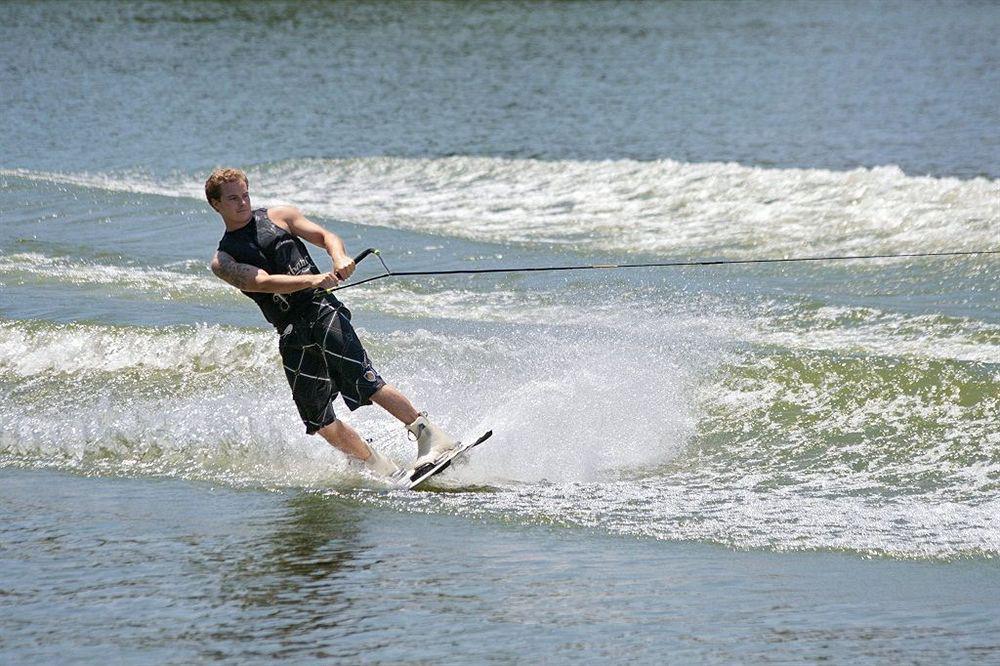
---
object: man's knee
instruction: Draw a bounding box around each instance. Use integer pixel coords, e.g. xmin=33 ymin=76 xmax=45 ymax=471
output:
xmin=320 ymin=417 xmax=365 ymax=439
xmin=318 ymin=418 xmax=345 ymax=438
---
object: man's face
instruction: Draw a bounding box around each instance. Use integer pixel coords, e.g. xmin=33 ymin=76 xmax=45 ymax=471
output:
xmin=212 ymin=180 xmax=251 ymax=223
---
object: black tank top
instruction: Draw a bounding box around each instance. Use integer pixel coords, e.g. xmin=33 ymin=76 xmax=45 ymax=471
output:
xmin=217 ymin=208 xmax=327 ymax=329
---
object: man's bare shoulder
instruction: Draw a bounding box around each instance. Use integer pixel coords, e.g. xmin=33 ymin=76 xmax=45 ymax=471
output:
xmin=267 ymin=205 xmax=302 ymax=230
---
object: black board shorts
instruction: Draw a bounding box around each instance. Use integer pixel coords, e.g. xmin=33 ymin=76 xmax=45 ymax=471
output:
xmin=278 ymin=300 xmax=385 ymax=434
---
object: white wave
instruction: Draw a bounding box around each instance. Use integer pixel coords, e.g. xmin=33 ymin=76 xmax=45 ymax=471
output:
xmin=0 ymin=248 xmax=720 ymax=328
xmin=0 ymin=386 xmax=365 ymax=489
xmin=690 ymin=344 xmax=1000 ymax=513
xmin=357 ymin=286 xmax=1000 ymax=364
xmin=350 ymin=336 xmax=1000 ymax=559
xmin=749 ymin=304 xmax=1000 ymax=364
xmin=1 ymin=167 xmax=204 ymax=201
xmin=0 ymin=320 xmax=276 ymax=376
xmin=1 ymin=306 xmax=724 ymax=488
xmin=9 ymin=250 xmax=996 ymax=368
xmin=5 ymin=157 xmax=997 ymax=256
xmin=3 ymin=306 xmax=997 ymax=558
xmin=2 ymin=290 xmax=996 ymax=388
xmin=376 ymin=478 xmax=1000 ymax=559
xmin=0 ymin=252 xmax=230 ymax=298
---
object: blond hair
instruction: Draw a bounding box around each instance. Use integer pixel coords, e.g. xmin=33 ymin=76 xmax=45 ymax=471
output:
xmin=204 ymin=168 xmax=248 ymax=204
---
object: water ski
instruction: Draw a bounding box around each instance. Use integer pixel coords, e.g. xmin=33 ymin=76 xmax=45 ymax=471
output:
xmin=393 ymin=430 xmax=493 ymax=490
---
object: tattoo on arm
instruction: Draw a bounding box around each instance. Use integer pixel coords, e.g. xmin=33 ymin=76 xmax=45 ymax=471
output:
xmin=211 ymin=251 xmax=263 ymax=291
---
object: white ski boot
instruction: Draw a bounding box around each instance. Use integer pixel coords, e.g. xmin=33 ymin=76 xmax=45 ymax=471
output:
xmin=364 ymin=447 xmax=400 ymax=477
xmin=407 ymin=413 xmax=460 ymax=469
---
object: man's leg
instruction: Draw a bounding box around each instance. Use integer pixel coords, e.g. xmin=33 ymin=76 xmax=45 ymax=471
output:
xmin=371 ymin=384 xmax=420 ymax=425
xmin=316 ymin=419 xmax=371 ymax=460
xmin=317 ymin=419 xmax=399 ymax=476
xmin=317 ymin=309 xmax=455 ymax=467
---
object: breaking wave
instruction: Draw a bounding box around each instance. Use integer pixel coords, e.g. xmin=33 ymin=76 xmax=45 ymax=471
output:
xmin=1 ymin=302 xmax=997 ymax=558
xmin=4 ymin=156 xmax=996 ymax=257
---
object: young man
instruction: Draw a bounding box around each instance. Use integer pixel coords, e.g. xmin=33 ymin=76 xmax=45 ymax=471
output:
xmin=205 ymin=167 xmax=457 ymax=477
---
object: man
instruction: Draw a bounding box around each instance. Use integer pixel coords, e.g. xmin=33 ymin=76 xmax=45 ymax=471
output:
xmin=205 ymin=167 xmax=457 ymax=477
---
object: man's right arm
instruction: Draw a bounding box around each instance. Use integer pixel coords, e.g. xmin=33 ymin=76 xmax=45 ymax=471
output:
xmin=210 ymin=250 xmax=339 ymax=293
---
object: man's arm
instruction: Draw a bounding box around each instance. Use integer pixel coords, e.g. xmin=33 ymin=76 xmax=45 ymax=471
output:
xmin=269 ymin=206 xmax=355 ymax=279
xmin=210 ymin=250 xmax=338 ymax=293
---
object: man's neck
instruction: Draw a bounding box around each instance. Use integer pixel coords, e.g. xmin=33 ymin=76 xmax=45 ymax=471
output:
xmin=223 ymin=211 xmax=254 ymax=232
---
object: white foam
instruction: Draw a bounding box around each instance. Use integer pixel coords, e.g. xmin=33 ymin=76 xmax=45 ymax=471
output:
xmin=0 ymin=305 xmax=725 ymax=489
xmin=351 ymin=338 xmax=1000 ymax=558
xmin=748 ymin=304 xmax=1000 ymax=364
xmin=12 ymin=250 xmax=995 ymax=369
xmin=0 ymin=249 xmax=711 ymax=328
xmin=0 ymin=320 xmax=275 ymax=376
xmin=403 ymin=479 xmax=1000 ymax=559
xmin=3 ymin=302 xmax=997 ymax=558
xmin=6 ymin=157 xmax=996 ymax=256
xmin=0 ymin=385 xmax=363 ymax=489
xmin=0 ymin=252 xmax=231 ymax=298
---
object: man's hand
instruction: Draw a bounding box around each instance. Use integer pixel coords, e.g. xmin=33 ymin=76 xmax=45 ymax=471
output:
xmin=332 ymin=255 xmax=356 ymax=281
xmin=313 ymin=272 xmax=340 ymax=290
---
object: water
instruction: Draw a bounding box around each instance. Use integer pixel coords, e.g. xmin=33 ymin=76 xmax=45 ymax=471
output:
xmin=3 ymin=1 xmax=998 ymax=177
xmin=4 ymin=470 xmax=1000 ymax=663
xmin=2 ymin=0 xmax=999 ymax=662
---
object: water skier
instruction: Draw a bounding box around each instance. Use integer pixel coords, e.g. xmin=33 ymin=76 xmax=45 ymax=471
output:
xmin=205 ymin=167 xmax=458 ymax=478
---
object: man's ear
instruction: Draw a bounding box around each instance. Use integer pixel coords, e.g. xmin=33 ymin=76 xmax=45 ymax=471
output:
xmin=209 ymin=199 xmax=221 ymax=213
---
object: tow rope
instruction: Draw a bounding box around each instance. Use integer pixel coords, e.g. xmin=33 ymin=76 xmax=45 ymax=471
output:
xmin=328 ymin=248 xmax=999 ymax=292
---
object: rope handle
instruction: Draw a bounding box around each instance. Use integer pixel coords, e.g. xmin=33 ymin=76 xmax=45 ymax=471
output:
xmin=324 ymin=248 xmax=392 ymax=293
xmin=352 ymin=248 xmax=378 ymax=265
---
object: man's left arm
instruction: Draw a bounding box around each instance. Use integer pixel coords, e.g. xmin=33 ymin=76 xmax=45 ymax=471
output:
xmin=269 ymin=206 xmax=355 ymax=280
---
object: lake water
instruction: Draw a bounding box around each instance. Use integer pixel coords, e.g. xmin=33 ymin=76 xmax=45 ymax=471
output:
xmin=2 ymin=0 xmax=998 ymax=662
